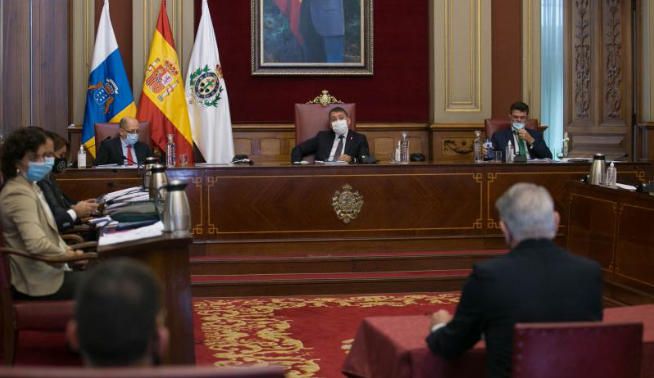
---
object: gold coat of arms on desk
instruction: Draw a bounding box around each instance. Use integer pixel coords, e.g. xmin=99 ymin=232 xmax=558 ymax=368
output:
xmin=332 ymin=184 xmax=364 ymax=224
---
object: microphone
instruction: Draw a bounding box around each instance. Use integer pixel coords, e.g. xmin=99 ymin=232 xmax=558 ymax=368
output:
xmin=120 ymin=154 xmax=138 ymax=166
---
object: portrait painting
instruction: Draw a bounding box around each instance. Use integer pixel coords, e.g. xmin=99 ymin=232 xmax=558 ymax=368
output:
xmin=251 ymin=0 xmax=373 ymax=75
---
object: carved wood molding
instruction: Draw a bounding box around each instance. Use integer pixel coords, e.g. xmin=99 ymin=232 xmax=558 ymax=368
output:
xmin=604 ymin=0 xmax=623 ymax=120
xmin=574 ymin=0 xmax=591 ymax=120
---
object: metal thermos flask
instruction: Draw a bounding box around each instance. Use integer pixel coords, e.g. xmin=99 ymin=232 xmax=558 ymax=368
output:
xmin=148 ymin=164 xmax=169 ymax=199
xmin=158 ymin=180 xmax=191 ymax=234
xmin=142 ymin=156 xmax=160 ymax=189
xmin=589 ymin=153 xmax=606 ymax=186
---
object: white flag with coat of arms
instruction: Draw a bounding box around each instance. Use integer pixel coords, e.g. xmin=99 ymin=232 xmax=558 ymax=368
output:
xmin=185 ymin=0 xmax=235 ymax=164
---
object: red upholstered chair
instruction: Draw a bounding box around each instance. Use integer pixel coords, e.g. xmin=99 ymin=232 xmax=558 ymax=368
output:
xmin=511 ymin=322 xmax=643 ymax=378
xmin=94 ymin=122 xmax=152 ymax=150
xmin=0 ymin=365 xmax=286 ymax=377
xmin=294 ymin=103 xmax=356 ymax=145
xmin=484 ymin=118 xmax=540 ymax=140
xmin=0 ymin=235 xmax=97 ymax=365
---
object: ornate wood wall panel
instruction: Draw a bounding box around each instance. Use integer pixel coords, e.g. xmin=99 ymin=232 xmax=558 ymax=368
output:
xmin=567 ymin=181 xmax=654 ymax=304
xmin=57 ymin=162 xmax=652 ymax=255
xmin=0 ymin=0 xmax=68 ymax=135
xmin=565 ymin=0 xmax=633 ymax=158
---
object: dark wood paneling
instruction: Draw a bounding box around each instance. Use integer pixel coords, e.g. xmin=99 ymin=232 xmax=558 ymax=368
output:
xmin=31 ymin=0 xmax=69 ymax=135
xmin=1 ymin=0 xmax=30 ymax=133
xmin=57 ymin=162 xmax=652 ymax=256
xmin=491 ymin=0 xmax=522 ymax=118
xmin=567 ymin=181 xmax=654 ymax=304
xmin=94 ymin=0 xmax=132 ymax=87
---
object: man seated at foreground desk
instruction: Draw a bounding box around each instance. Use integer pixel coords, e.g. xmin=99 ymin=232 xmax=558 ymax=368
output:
xmin=39 ymin=131 xmax=98 ymax=232
xmin=485 ymin=102 xmax=553 ymax=160
xmin=426 ymin=183 xmax=602 ymax=378
xmin=95 ymin=117 xmax=151 ymax=166
xmin=67 ymin=259 xmax=169 ymax=367
xmin=291 ymin=107 xmax=370 ymax=164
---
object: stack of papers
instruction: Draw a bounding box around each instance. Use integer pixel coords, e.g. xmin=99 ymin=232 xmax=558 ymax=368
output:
xmin=101 ymin=186 xmax=145 ymax=204
xmin=98 ymin=221 xmax=164 ymax=246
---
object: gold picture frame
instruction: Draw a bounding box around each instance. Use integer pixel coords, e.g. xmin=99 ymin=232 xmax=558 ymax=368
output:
xmin=251 ymin=0 xmax=374 ymax=76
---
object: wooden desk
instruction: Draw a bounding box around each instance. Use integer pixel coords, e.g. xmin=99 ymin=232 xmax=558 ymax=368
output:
xmin=58 ymin=162 xmax=652 ymax=255
xmin=567 ymin=181 xmax=654 ymax=305
xmin=97 ymin=233 xmax=195 ymax=365
xmin=342 ymin=305 xmax=654 ymax=378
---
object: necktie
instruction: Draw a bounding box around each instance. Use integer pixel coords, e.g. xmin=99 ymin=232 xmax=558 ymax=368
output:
xmin=126 ymin=145 xmax=135 ymax=165
xmin=334 ymin=135 xmax=345 ymax=160
xmin=516 ymin=133 xmax=527 ymax=157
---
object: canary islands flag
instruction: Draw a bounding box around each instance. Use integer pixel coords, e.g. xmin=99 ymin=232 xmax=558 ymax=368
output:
xmin=82 ymin=0 xmax=136 ymax=157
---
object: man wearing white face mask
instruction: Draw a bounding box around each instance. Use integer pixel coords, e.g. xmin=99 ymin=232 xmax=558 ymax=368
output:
xmin=487 ymin=102 xmax=552 ymax=161
xmin=291 ymin=107 xmax=370 ymax=163
xmin=95 ymin=117 xmax=151 ymax=166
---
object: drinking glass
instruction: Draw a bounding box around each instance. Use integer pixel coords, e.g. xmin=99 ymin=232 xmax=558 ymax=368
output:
xmin=494 ymin=151 xmax=503 ymax=163
xmin=179 ymin=153 xmax=189 ymax=167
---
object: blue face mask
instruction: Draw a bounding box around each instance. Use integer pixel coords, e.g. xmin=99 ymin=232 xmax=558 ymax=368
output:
xmin=44 ymin=156 xmax=55 ymax=170
xmin=125 ymin=133 xmax=139 ymax=146
xmin=25 ymin=161 xmax=53 ymax=182
xmin=512 ymin=122 xmax=525 ymax=131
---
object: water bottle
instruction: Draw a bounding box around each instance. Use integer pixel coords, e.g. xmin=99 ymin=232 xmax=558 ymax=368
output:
xmin=483 ymin=138 xmax=493 ymax=160
xmin=605 ymin=162 xmax=617 ymax=188
xmin=562 ymin=131 xmax=570 ymax=158
xmin=400 ymin=132 xmax=409 ymax=163
xmin=77 ymin=145 xmax=86 ymax=169
xmin=473 ymin=131 xmax=482 ymax=163
xmin=166 ymin=134 xmax=176 ymax=168
xmin=505 ymin=141 xmax=514 ymax=163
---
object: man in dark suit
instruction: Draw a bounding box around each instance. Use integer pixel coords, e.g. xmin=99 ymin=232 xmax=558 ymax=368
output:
xmin=39 ymin=131 xmax=98 ymax=232
xmin=488 ymin=102 xmax=553 ymax=160
xmin=291 ymin=107 xmax=370 ymax=163
xmin=95 ymin=117 xmax=151 ymax=166
xmin=426 ymin=183 xmax=602 ymax=378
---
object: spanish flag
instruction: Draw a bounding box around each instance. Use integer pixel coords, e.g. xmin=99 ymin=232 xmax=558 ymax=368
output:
xmin=82 ymin=0 xmax=136 ymax=157
xmin=137 ymin=0 xmax=194 ymax=165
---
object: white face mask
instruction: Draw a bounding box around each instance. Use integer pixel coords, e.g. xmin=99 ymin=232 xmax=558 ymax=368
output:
xmin=331 ymin=119 xmax=348 ymax=136
xmin=512 ymin=122 xmax=525 ymax=131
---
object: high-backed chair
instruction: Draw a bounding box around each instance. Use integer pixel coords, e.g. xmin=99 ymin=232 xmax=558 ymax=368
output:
xmin=294 ymin=103 xmax=356 ymax=145
xmin=0 ymin=232 xmax=97 ymax=365
xmin=484 ymin=118 xmax=540 ymax=140
xmin=0 ymin=366 xmax=286 ymax=377
xmin=93 ymin=122 xmax=152 ymax=151
xmin=511 ymin=322 xmax=643 ymax=378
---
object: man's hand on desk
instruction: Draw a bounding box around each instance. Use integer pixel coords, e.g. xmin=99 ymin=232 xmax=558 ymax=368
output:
xmin=72 ymin=199 xmax=99 ymax=219
xmin=429 ymin=309 xmax=453 ymax=333
xmin=338 ymin=154 xmax=352 ymax=163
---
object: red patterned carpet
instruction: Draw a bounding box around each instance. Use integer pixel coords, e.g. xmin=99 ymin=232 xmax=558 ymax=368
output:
xmin=193 ymin=293 xmax=460 ymax=378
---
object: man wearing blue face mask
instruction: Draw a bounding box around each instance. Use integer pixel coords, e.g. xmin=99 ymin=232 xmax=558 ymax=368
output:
xmin=291 ymin=107 xmax=369 ymax=164
xmin=487 ymin=102 xmax=553 ymax=161
xmin=95 ymin=117 xmax=151 ymax=166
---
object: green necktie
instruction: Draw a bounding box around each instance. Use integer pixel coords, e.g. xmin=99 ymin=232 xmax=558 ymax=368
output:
xmin=516 ymin=133 xmax=527 ymax=157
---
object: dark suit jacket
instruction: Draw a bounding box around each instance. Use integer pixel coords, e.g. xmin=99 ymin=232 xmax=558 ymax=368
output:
xmin=95 ymin=137 xmax=151 ymax=166
xmin=291 ymin=130 xmax=370 ymax=163
xmin=490 ymin=128 xmax=553 ymax=160
xmin=37 ymin=175 xmax=76 ymax=232
xmin=426 ymin=239 xmax=602 ymax=378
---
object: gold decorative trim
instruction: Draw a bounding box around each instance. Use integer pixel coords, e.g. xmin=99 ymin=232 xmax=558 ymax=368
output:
xmin=206 ymin=173 xmax=484 ymax=233
xmin=307 ymin=90 xmax=343 ymax=106
xmin=206 ymin=176 xmax=218 ymax=235
xmin=331 ymin=184 xmax=364 ymax=224
xmin=192 ymin=176 xmax=204 ymax=235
